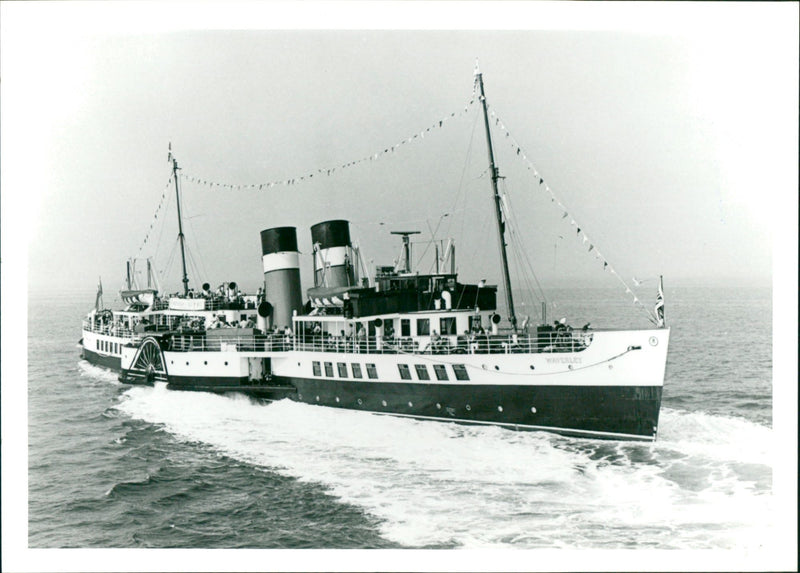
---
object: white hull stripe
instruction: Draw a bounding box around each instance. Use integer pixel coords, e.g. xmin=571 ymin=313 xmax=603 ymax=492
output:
xmin=262 ymin=251 xmax=300 ymax=273
xmin=366 ymin=410 xmax=655 ymax=441
xmin=315 ymin=245 xmax=348 ymax=271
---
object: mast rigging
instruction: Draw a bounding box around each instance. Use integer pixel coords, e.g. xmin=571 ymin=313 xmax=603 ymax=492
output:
xmin=169 ymin=145 xmax=190 ymax=296
xmin=476 ymin=68 xmax=517 ymax=331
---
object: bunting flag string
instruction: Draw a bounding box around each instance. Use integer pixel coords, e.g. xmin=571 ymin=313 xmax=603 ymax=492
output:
xmin=488 ymin=105 xmax=657 ymax=323
xmin=178 ymin=95 xmax=479 ymax=192
xmin=136 ymin=173 xmax=174 ymax=256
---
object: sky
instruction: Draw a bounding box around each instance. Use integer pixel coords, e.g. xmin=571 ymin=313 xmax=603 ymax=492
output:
xmin=2 ymin=2 xmax=797 ymax=305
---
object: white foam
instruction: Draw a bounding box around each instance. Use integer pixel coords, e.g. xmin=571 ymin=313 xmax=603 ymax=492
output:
xmin=76 ymin=360 xmax=120 ymax=384
xmin=115 ymin=389 xmax=775 ymax=549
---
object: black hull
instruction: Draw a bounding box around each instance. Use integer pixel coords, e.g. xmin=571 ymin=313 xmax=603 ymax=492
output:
xmin=158 ymin=372 xmax=661 ymax=440
xmin=283 ymin=377 xmax=662 ymax=441
xmin=81 ymin=347 xmax=122 ymax=372
xmin=167 ymin=375 xmax=297 ymax=400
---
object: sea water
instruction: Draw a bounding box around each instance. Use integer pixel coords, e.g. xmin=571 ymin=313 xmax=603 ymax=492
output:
xmin=24 ymin=287 xmax=781 ymax=557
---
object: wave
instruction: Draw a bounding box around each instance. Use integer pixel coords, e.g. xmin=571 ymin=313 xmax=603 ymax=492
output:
xmin=115 ymin=386 xmax=776 ymax=549
xmin=77 ymin=361 xmax=121 ymax=384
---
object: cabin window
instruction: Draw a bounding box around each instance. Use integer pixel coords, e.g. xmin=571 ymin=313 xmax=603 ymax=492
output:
xmin=401 ymin=319 xmax=411 ymax=337
xmin=312 ymin=361 xmax=322 ymax=376
xmin=351 ymin=363 xmax=363 ymax=378
xmin=324 ymin=362 xmax=334 ymax=377
xmin=366 ymin=363 xmax=378 ymax=379
xmin=337 ymin=363 xmax=348 ymax=378
xmin=433 ymin=364 xmax=449 ymax=380
xmin=440 ymin=317 xmax=457 ymax=335
xmin=416 ymin=318 xmax=430 ymax=336
xmin=469 ymin=315 xmax=482 ymax=331
xmin=414 ymin=364 xmax=431 ymax=380
xmin=452 ymin=364 xmax=470 ymax=381
xmin=398 ymin=364 xmax=412 ymax=380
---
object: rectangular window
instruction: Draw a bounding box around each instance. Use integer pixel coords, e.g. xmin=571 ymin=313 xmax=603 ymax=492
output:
xmin=469 ymin=315 xmax=482 ymax=332
xmin=324 ymin=362 xmax=334 ymax=377
xmin=96 ymin=340 xmax=99 ymax=350
xmin=366 ymin=363 xmax=378 ymax=379
xmin=401 ymin=319 xmax=411 ymax=337
xmin=414 ymin=364 xmax=431 ymax=380
xmin=312 ymin=361 xmax=322 ymax=376
xmin=416 ymin=318 xmax=430 ymax=336
xmin=453 ymin=364 xmax=470 ymax=381
xmin=433 ymin=364 xmax=449 ymax=380
xmin=337 ymin=362 xmax=348 ymax=378
xmin=351 ymin=363 xmax=363 ymax=379
xmin=398 ymin=364 xmax=412 ymax=380
xmin=440 ymin=317 xmax=457 ymax=335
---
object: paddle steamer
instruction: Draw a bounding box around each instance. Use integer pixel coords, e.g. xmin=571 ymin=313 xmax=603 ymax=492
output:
xmin=80 ymin=69 xmax=669 ymax=441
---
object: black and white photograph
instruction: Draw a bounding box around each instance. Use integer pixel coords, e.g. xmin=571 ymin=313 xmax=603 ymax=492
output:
xmin=2 ymin=2 xmax=797 ymax=571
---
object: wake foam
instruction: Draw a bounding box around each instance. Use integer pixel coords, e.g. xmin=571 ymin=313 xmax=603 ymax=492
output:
xmin=77 ymin=360 xmax=121 ymax=384
xmin=115 ymin=387 xmax=775 ymax=549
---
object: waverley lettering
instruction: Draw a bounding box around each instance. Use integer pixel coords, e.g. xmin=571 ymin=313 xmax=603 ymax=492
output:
xmin=545 ymin=356 xmax=583 ymax=364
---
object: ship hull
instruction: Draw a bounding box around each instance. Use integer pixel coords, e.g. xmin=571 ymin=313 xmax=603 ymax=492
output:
xmin=80 ymin=346 xmax=122 ymax=371
xmin=115 ymin=328 xmax=669 ymax=441
xmin=284 ymin=378 xmax=662 ymax=440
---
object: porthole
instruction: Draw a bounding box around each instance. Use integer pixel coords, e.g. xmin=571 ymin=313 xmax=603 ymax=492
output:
xmin=531 ymin=406 xmax=537 ymax=414
xmin=204 ymin=361 xmax=207 ymax=365
xmin=568 ymin=364 xmax=573 ymax=370
xmin=494 ymin=365 xmax=499 ymax=371
xmin=498 ymin=406 xmax=503 ymax=412
xmin=186 ymin=361 xmax=189 ymax=366
xmin=297 ymin=362 xmax=301 ymax=367
xmin=529 ymin=365 xmax=535 ymax=370
xmin=335 ymin=397 xmax=340 ymax=403
xmin=466 ymin=404 xmax=471 ymax=411
xmin=649 ymin=336 xmax=659 ymax=347
xmin=381 ymin=400 xmax=387 ymax=407
xmin=408 ymin=401 xmax=413 ymax=407
xmin=436 ymin=403 xmax=441 ymax=409
xmin=224 ymin=361 xmax=228 ymax=366
xmin=171 ymin=360 xmax=174 ymax=365
xmin=357 ymin=398 xmax=363 ymax=405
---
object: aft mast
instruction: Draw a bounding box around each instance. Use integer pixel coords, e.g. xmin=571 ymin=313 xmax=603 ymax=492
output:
xmin=169 ymin=144 xmax=190 ymax=296
xmin=475 ymin=65 xmax=517 ymax=331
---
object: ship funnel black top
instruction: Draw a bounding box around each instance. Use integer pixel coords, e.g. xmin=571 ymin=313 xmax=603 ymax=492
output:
xmin=259 ymin=226 xmax=303 ymax=329
xmin=311 ymin=220 xmax=356 ymax=289
xmin=261 ymin=226 xmax=299 ymax=255
xmin=311 ymin=220 xmax=351 ymax=249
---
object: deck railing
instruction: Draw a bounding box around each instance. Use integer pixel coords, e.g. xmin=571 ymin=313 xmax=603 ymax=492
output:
xmin=166 ymin=331 xmax=592 ymax=355
xmin=82 ymin=320 xmax=171 ymax=339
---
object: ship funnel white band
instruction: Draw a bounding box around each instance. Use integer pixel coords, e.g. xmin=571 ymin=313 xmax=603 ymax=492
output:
xmin=314 ymin=246 xmax=349 ymax=271
xmin=263 ymin=251 xmax=300 ymax=273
